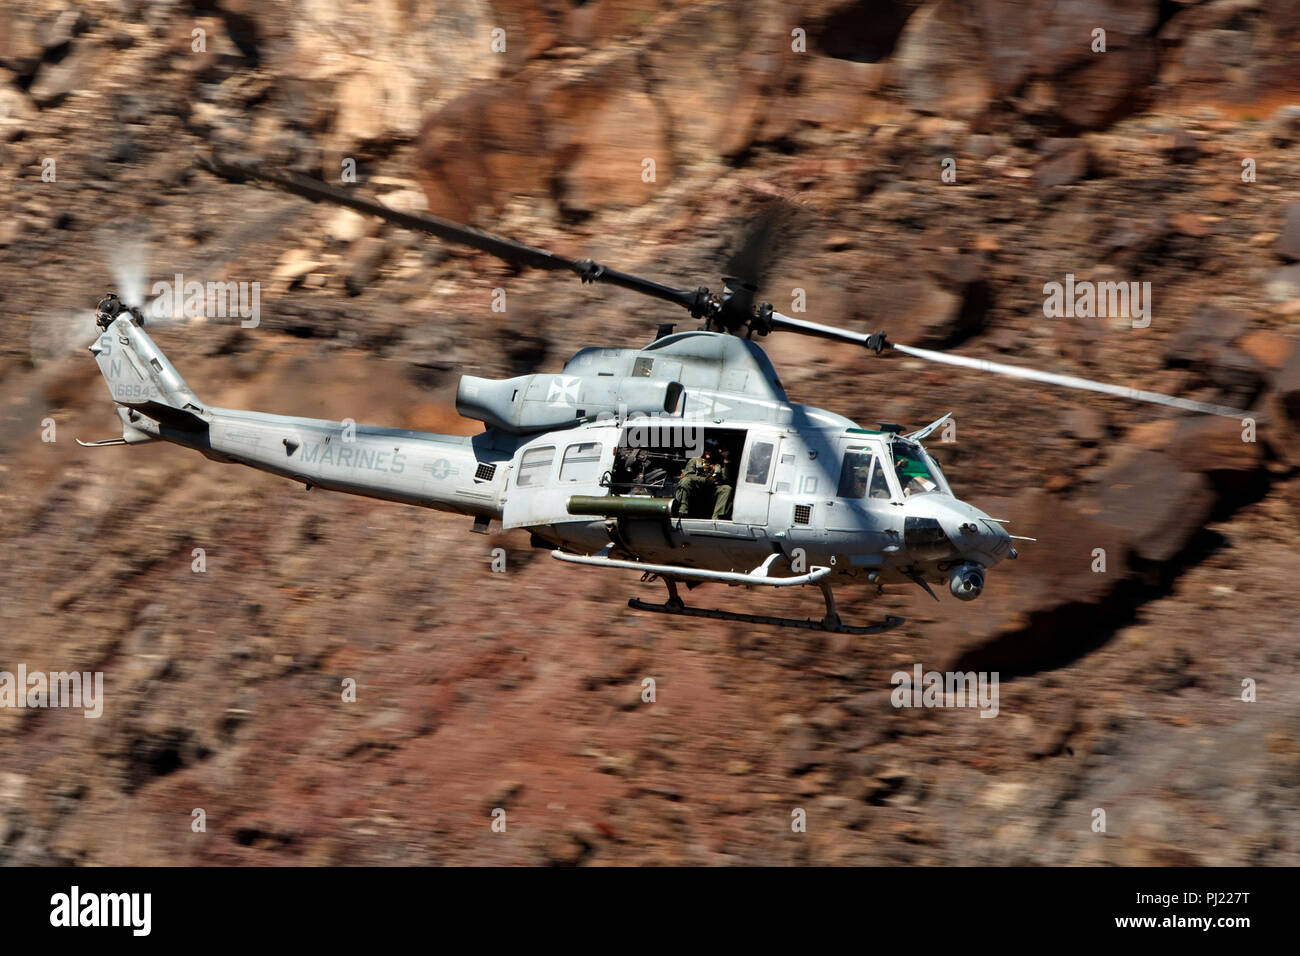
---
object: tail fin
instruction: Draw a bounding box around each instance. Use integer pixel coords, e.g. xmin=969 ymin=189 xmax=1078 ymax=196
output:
xmin=88 ymin=314 xmax=209 ymax=433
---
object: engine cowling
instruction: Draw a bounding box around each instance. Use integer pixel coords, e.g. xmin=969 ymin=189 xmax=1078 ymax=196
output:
xmin=456 ymin=373 xmax=682 ymax=433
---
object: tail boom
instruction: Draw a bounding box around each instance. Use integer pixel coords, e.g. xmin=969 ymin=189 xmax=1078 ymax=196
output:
xmin=88 ymin=314 xmax=513 ymax=519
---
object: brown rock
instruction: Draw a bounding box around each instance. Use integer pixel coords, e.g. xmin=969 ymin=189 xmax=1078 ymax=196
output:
xmin=893 ymin=1 xmax=991 ymax=120
xmin=1273 ymin=105 xmax=1300 ymax=147
xmin=1036 ymin=138 xmax=1089 ymax=189
xmin=888 ymin=281 xmax=961 ymax=345
xmin=893 ymin=0 xmax=1159 ymax=129
xmin=1164 ymin=306 xmax=1248 ymax=366
xmin=1166 ymin=129 xmax=1200 ymax=165
xmin=1061 ymin=407 xmax=1105 ymax=444
xmin=415 ymin=61 xmax=670 ymax=221
xmin=1277 ymin=203 xmax=1300 ymax=262
xmin=271 ymin=248 xmax=324 ymax=289
xmin=643 ymin=5 xmax=782 ymax=156
xmin=1029 ymin=700 xmax=1078 ymax=758
xmin=974 ymin=488 xmax=1129 ymax=609
xmin=1083 ymin=448 xmax=1214 ymax=562
xmin=1049 ymin=34 xmax=1158 ymax=131
xmin=1158 ymin=0 xmax=1300 ymax=112
xmin=0 ymin=84 xmax=35 ymax=142
xmin=1203 ymin=183 xmax=1240 ymax=204
xmin=1202 ymin=348 xmax=1266 ymax=401
xmin=38 ymin=8 xmax=88 ymax=54
xmin=788 ymin=57 xmax=885 ymax=132
xmin=1274 ymin=344 xmax=1300 ymax=424
xmin=415 ymin=84 xmax=548 ymax=222
xmin=1166 ymin=417 xmax=1264 ymax=474
xmin=343 ymin=235 xmax=387 ymax=295
xmin=27 ymin=43 xmax=95 ymax=108
xmin=0 ymin=10 xmax=44 ymax=78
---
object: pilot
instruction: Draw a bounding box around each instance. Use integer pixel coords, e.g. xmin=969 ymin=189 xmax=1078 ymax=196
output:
xmin=896 ymin=456 xmax=937 ymax=496
xmin=850 ymin=462 xmax=872 ymax=498
xmin=674 ymin=443 xmax=733 ymax=519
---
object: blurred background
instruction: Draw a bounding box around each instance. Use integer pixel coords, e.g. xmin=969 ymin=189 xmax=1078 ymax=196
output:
xmin=1 ymin=0 xmax=1299 ymax=865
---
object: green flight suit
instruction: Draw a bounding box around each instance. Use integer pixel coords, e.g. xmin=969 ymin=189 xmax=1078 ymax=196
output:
xmin=674 ymin=456 xmax=733 ymax=519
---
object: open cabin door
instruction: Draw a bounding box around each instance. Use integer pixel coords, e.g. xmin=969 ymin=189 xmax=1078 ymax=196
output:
xmin=502 ymin=427 xmax=619 ymax=530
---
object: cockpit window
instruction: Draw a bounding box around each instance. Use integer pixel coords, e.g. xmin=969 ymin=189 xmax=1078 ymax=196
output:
xmin=890 ymin=439 xmax=942 ymax=497
xmin=837 ymin=448 xmax=892 ymax=500
xmin=869 ymin=461 xmax=892 ymax=499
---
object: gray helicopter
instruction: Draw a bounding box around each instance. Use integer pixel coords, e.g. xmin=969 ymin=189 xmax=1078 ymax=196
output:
xmin=80 ymin=157 xmax=1246 ymax=634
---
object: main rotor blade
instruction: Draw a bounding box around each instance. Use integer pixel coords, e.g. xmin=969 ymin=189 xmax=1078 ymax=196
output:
xmin=195 ymin=153 xmax=705 ymax=314
xmin=724 ymin=203 xmax=792 ymax=290
xmin=768 ymin=311 xmax=880 ymax=346
xmin=892 ymin=341 xmax=1248 ymax=418
xmin=769 ymin=311 xmax=1246 ymax=417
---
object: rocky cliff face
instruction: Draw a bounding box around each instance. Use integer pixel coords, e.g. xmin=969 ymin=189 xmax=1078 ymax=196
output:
xmin=1 ymin=0 xmax=1299 ymax=865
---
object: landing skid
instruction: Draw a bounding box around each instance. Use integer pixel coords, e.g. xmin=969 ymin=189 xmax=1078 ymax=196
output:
xmin=628 ymin=597 xmax=904 ymax=634
xmin=629 ymin=577 xmax=905 ymax=635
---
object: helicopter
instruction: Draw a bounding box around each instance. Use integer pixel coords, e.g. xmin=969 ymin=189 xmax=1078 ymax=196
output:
xmin=78 ymin=155 xmax=1247 ymax=634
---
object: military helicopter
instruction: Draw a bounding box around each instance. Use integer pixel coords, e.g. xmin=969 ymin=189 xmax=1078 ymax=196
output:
xmin=79 ymin=155 xmax=1246 ymax=634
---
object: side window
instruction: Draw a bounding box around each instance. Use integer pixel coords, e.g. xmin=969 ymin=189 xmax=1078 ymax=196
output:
xmin=745 ymin=440 xmax=774 ymax=484
xmin=559 ymin=441 xmax=603 ymax=483
xmin=837 ymin=449 xmax=875 ymax=499
xmin=517 ymin=445 xmax=555 ymax=487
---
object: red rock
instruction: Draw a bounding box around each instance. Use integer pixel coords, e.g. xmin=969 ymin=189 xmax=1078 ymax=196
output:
xmin=1237 ymin=330 xmax=1294 ymax=370
xmin=558 ymin=88 xmax=672 ymax=216
xmin=1125 ymin=419 xmax=1177 ymax=451
xmin=1168 ymin=212 xmax=1211 ymax=237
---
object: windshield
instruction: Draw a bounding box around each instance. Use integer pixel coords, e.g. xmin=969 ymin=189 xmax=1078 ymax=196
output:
xmin=889 ymin=438 xmax=945 ymax=497
xmin=924 ymin=449 xmax=952 ymax=494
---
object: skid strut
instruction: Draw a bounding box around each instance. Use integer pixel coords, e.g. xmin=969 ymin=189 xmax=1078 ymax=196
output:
xmin=628 ymin=576 xmax=905 ymax=635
